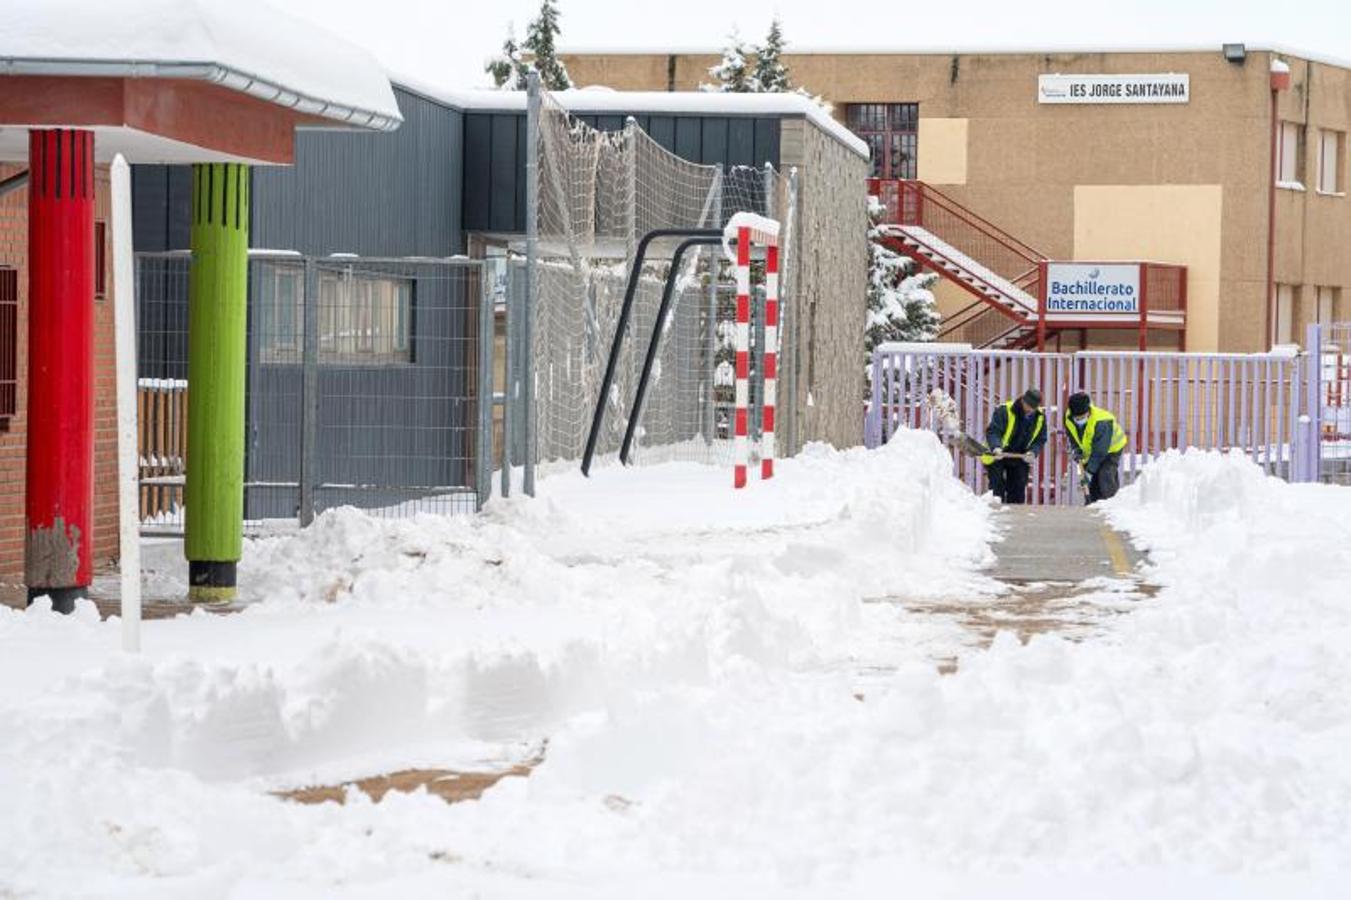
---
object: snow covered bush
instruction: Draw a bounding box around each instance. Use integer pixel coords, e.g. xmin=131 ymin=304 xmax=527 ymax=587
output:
xmin=866 ymin=195 xmax=940 ymax=367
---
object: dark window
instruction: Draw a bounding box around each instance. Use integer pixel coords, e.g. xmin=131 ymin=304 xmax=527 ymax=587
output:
xmin=1 ymin=267 xmax=16 ymax=425
xmin=94 ymin=221 xmax=107 ymax=299
xmin=846 ymin=103 xmax=918 ymax=179
xmin=257 ymin=263 xmax=413 ymax=365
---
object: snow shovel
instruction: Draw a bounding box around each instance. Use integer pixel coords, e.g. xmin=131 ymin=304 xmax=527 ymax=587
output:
xmin=1073 ymin=459 xmax=1091 ymax=502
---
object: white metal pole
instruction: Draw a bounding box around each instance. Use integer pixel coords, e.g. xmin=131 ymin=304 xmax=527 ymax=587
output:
xmin=111 ymin=155 xmax=141 ymax=653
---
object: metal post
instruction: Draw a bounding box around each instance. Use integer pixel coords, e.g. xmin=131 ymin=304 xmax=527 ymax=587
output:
xmin=783 ymin=167 xmax=799 ymax=456
xmin=500 ymin=262 xmax=514 ymax=499
xmin=1305 ymin=321 xmax=1325 ymax=482
xmin=703 ymin=165 xmax=723 ymax=446
xmin=523 ymin=72 xmax=541 ymax=497
xmin=298 ymin=257 xmax=319 ymax=526
xmin=111 ymin=155 xmax=141 ymax=651
xmin=476 ymin=261 xmax=498 ymax=509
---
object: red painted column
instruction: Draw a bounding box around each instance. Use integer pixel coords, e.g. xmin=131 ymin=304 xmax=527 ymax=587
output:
xmin=25 ymin=129 xmax=95 ymax=613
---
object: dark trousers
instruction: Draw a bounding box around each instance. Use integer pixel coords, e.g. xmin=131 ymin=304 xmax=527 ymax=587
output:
xmin=1086 ymin=453 xmax=1122 ymax=504
xmin=986 ymin=458 xmax=1031 ymax=504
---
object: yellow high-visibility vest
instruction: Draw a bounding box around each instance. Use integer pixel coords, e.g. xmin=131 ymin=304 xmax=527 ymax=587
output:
xmin=981 ymin=400 xmax=1044 ymax=465
xmin=1065 ymin=405 xmax=1128 ymax=459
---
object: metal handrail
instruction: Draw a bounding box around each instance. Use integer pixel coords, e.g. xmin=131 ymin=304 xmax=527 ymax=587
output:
xmin=894 ymin=180 xmax=1047 ymax=265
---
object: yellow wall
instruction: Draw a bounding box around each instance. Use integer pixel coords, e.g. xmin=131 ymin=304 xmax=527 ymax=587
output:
xmin=913 ymin=117 xmax=967 ymax=183
xmin=917 ymin=118 xmax=969 ymax=185
xmin=1073 ymin=185 xmax=1224 ymax=351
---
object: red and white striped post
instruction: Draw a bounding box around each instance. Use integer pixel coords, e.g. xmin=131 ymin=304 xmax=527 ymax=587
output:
xmin=724 ymin=212 xmax=781 ymax=490
xmin=733 ymin=225 xmax=751 ymax=489
xmin=762 ymin=242 xmax=778 ymax=480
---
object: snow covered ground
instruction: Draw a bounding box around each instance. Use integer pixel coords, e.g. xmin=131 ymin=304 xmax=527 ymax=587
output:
xmin=2 ymin=436 xmax=1349 ymax=897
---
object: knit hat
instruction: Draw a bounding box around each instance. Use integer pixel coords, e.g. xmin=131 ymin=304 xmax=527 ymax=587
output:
xmin=1068 ymin=392 xmax=1092 ymax=417
xmin=1021 ymin=388 xmax=1043 ymax=409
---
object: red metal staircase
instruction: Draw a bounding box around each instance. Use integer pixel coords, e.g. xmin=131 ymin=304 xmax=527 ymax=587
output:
xmin=869 ymin=179 xmax=1051 ymax=350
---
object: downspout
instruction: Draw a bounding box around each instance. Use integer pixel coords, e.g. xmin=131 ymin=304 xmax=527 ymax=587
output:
xmin=1267 ymin=57 xmax=1291 ymax=348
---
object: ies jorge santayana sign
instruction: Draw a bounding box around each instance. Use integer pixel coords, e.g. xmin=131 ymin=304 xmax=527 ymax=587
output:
xmin=1038 ymin=73 xmax=1190 ymax=105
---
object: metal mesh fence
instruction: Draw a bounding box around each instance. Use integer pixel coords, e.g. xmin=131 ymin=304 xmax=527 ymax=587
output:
xmin=531 ymin=88 xmax=798 ymax=472
xmin=133 ymin=251 xmax=487 ymax=534
xmin=1320 ymin=322 xmax=1351 ymax=485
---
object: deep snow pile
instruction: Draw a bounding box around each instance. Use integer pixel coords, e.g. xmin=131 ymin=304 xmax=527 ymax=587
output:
xmin=3 ymin=443 xmax=1348 ymax=896
xmin=0 ymin=432 xmax=996 ymax=897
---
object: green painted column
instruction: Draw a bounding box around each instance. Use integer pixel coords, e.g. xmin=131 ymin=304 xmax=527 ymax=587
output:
xmin=185 ymin=163 xmax=249 ymax=604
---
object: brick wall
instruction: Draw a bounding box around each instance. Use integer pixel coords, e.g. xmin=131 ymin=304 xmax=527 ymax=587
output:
xmin=0 ymin=160 xmax=120 ymax=587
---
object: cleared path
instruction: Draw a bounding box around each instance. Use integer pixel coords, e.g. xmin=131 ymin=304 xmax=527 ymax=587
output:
xmin=989 ymin=505 xmax=1141 ymax=583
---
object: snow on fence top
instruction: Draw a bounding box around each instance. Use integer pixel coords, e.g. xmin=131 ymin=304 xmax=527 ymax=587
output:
xmin=393 ymin=81 xmax=869 ymax=160
xmin=0 ymin=0 xmax=401 ymax=131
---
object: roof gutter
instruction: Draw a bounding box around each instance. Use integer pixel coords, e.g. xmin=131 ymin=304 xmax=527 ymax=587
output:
xmin=0 ymin=58 xmax=402 ymax=132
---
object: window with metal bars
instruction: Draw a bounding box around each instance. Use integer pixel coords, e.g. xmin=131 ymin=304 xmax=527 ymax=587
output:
xmin=1 ymin=266 xmax=16 ymax=425
xmin=94 ymin=221 xmax=107 ymax=300
xmin=846 ymin=103 xmax=919 ymax=179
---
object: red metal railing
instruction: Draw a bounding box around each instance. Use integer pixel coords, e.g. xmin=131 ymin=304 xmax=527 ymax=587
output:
xmin=869 ymin=178 xmax=1049 ymax=304
xmin=1143 ymin=262 xmax=1187 ymax=314
xmin=937 ymin=298 xmax=1030 ymax=347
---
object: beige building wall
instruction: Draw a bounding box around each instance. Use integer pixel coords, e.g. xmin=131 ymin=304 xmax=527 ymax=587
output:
xmin=564 ymin=48 xmax=1351 ymax=352
xmin=1073 ymin=185 xmax=1224 ymax=351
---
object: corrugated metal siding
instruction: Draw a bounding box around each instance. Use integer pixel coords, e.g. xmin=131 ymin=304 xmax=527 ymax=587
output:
xmin=131 ymin=165 xmax=193 ymax=251
xmin=462 ymin=111 xmax=785 ymax=233
xmin=251 ymin=87 xmax=463 ymax=256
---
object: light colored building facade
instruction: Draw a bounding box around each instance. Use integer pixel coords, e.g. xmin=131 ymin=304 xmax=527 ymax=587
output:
xmin=563 ymin=46 xmax=1351 ymax=352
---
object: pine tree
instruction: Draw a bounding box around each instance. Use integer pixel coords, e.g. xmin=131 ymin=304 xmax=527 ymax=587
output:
xmin=485 ymin=26 xmax=528 ymax=90
xmin=703 ymin=30 xmax=754 ymax=93
xmin=524 ymin=0 xmax=572 ymax=91
xmin=751 ymin=19 xmax=790 ymax=93
xmin=866 ymin=197 xmax=940 ymax=364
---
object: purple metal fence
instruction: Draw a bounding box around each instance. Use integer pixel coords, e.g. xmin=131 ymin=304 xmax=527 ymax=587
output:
xmin=866 ymin=333 xmax=1327 ymax=504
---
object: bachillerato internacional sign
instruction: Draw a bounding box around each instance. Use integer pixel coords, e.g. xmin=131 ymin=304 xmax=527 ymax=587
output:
xmin=1038 ymin=73 xmax=1190 ymax=104
xmin=1045 ymin=263 xmax=1141 ymax=317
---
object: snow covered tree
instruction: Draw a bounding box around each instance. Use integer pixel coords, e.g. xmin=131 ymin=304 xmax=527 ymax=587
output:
xmin=751 ymin=19 xmax=790 ymax=93
xmin=866 ymin=196 xmax=940 ymax=358
xmin=703 ymin=30 xmax=754 ymax=93
xmin=524 ymin=0 xmax=572 ymax=91
xmin=485 ymin=26 xmax=529 ymax=90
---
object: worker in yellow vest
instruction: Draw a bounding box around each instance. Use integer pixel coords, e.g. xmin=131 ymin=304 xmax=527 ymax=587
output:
xmin=981 ymin=388 xmax=1046 ymax=504
xmin=1065 ymin=391 xmax=1129 ymax=504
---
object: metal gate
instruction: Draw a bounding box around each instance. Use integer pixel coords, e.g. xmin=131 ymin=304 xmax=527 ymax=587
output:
xmin=134 ymin=251 xmax=495 ymax=533
xmin=866 ymin=333 xmax=1322 ymax=504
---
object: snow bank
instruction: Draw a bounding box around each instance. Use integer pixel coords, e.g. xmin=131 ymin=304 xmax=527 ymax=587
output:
xmin=9 ymin=444 xmax=1345 ymax=894
xmin=0 ymin=432 xmax=997 ymax=895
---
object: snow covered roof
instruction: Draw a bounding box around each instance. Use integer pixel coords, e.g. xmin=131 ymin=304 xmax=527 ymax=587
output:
xmin=0 ymin=0 xmax=401 ymax=131
xmin=393 ymin=80 xmax=869 ymax=160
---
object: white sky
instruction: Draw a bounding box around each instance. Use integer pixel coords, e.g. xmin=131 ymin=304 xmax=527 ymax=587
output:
xmin=272 ymin=0 xmax=1350 ymax=92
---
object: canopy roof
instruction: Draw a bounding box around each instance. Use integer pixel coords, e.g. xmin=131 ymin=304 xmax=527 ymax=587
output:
xmin=0 ymin=0 xmax=401 ymax=164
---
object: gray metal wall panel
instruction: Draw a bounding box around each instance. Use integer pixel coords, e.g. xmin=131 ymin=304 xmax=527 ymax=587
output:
xmin=488 ymin=114 xmax=518 ymax=232
xmin=727 ymin=118 xmax=755 ymax=168
xmin=251 ymin=87 xmax=462 ymax=257
xmin=700 ymin=118 xmax=728 ymax=165
xmin=460 ymin=111 xmax=788 ymax=234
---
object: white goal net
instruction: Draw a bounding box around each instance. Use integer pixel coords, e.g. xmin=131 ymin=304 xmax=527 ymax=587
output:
xmin=531 ymin=89 xmax=797 ymax=471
